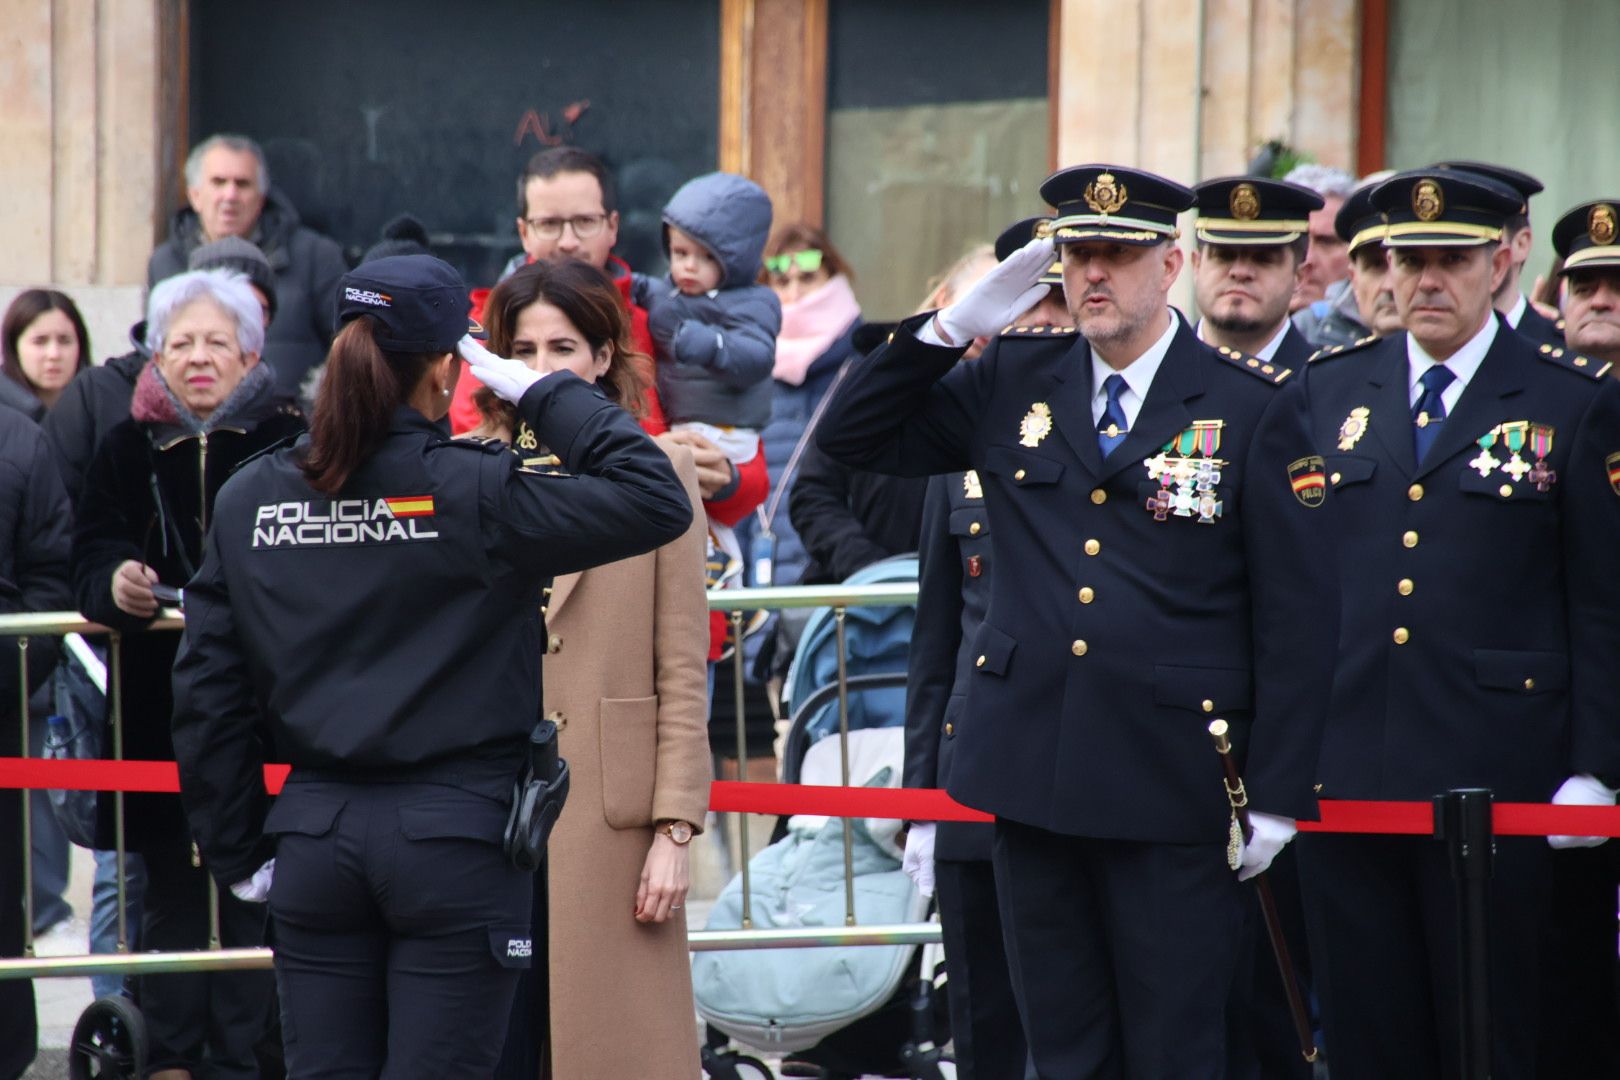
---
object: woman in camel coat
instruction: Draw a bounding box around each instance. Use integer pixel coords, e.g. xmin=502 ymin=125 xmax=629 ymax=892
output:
xmin=475 ymin=259 xmax=711 ymax=1079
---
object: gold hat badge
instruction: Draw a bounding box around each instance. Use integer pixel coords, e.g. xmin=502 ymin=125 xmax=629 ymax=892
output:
xmin=1412 ymin=179 xmax=1444 ymax=223
xmin=1591 ymin=203 xmax=1618 ymax=246
xmin=1229 ymin=183 xmax=1261 ymax=221
xmin=1084 ymin=173 xmax=1129 ymax=215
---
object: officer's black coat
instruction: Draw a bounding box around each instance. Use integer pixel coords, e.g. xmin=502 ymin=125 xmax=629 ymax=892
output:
xmin=1514 ymin=299 xmax=1566 ymax=352
xmin=1271 ymin=323 xmax=1317 ymax=369
xmin=904 ymin=471 xmax=994 ymax=861
xmin=171 ymin=373 xmax=693 ymax=883
xmin=1302 ymin=321 xmax=1620 ymax=800
xmin=820 ymin=313 xmax=1339 ymax=842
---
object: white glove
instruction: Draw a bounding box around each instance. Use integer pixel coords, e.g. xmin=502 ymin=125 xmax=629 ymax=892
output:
xmin=458 ymin=335 xmax=548 ymax=403
xmin=1548 ymin=774 xmax=1617 ymax=849
xmin=920 ymin=236 xmax=1056 ymax=347
xmin=902 ymin=822 xmax=937 ymax=899
xmin=1238 ymin=812 xmax=1297 ymax=882
xmin=229 ymin=858 xmax=275 ymax=904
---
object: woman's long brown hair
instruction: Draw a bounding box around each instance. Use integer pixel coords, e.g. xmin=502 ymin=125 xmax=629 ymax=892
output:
xmin=300 ymin=316 xmax=441 ymax=494
xmin=476 ymin=259 xmax=649 ymax=430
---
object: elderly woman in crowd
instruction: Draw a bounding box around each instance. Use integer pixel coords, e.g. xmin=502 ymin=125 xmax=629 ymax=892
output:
xmin=470 ymin=258 xmax=711 ymax=1080
xmin=72 ymin=268 xmax=304 ymax=1080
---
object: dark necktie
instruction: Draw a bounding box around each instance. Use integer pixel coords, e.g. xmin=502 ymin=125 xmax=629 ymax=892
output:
xmin=1098 ymin=374 xmax=1129 ymax=458
xmin=1412 ymin=364 xmax=1457 ymax=464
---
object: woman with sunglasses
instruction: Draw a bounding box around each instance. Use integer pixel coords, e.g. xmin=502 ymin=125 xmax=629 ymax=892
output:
xmin=71 ymin=267 xmax=305 ymax=1079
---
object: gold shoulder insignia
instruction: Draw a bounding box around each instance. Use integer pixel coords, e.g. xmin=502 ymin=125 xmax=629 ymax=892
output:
xmin=1538 ymin=347 xmax=1611 ymax=380
xmin=1000 ymin=324 xmax=1078 ymax=338
xmin=1308 ymin=335 xmax=1383 ymax=365
xmin=1212 ymin=346 xmax=1291 ymax=385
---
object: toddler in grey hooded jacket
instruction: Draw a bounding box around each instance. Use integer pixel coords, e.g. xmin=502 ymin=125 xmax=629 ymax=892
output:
xmin=633 ymin=172 xmax=780 ymax=464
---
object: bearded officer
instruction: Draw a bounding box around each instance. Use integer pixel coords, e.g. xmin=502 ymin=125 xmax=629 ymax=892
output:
xmin=819 ymin=164 xmax=1337 ymax=1078
xmin=1191 ymin=177 xmax=1323 ymax=368
xmin=1296 ymin=170 xmax=1620 ymax=1080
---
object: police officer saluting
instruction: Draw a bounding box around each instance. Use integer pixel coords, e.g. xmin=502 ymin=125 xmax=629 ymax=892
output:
xmin=1297 ymin=170 xmax=1620 ymax=1079
xmin=169 ymin=254 xmax=691 ymax=1076
xmin=1190 ymin=176 xmax=1324 ymax=367
xmin=820 ymin=165 xmax=1337 ymax=1078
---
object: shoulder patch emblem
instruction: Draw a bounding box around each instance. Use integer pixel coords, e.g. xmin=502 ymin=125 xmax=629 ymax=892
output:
xmin=1211 ymin=344 xmax=1291 ymax=385
xmin=1537 ymin=342 xmax=1612 ymax=380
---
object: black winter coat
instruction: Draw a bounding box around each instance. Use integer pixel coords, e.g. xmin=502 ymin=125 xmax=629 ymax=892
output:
xmin=788 ymin=440 xmax=927 ymax=585
xmin=43 ymin=325 xmax=147 ymax=503
xmin=0 ymin=406 xmax=73 ymax=725
xmin=72 ymin=386 xmax=305 ymax=853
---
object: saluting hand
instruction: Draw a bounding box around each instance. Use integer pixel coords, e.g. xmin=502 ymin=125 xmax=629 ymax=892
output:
xmin=928 ymin=235 xmax=1056 ymax=347
xmin=458 ymin=335 xmax=549 ymax=404
xmin=111 ymin=559 xmax=160 ymax=619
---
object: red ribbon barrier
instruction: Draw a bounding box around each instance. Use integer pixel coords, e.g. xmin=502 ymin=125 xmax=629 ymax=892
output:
xmin=3 ymin=758 xmax=1619 ymax=837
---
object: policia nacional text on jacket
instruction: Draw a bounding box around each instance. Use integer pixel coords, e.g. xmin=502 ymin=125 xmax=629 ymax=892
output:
xmin=168 ymin=255 xmax=693 ymax=1076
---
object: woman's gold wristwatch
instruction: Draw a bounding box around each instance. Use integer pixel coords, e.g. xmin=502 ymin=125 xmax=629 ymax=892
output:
xmin=656 ymin=819 xmax=695 ymax=845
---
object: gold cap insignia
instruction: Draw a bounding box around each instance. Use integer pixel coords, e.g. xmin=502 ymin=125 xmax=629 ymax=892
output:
xmin=1412 ymin=179 xmax=1444 ymax=223
xmin=1590 ymin=203 xmax=1618 ymax=247
xmin=1019 ymin=402 xmax=1053 ymax=448
xmin=1084 ymin=173 xmax=1129 ymax=215
xmin=1033 ymin=218 xmax=1055 ymax=240
xmin=1229 ymin=183 xmax=1261 ymax=221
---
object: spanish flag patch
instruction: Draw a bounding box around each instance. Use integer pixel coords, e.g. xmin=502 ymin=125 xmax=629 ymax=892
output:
xmin=1287 ymin=456 xmax=1327 ymax=508
xmin=383 ymin=495 xmax=436 ymax=518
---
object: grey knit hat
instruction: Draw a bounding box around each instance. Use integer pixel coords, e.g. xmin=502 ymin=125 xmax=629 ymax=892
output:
xmin=188 ymin=236 xmax=278 ymax=320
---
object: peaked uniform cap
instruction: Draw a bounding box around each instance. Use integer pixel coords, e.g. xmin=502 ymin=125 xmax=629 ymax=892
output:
xmin=1039 ymin=165 xmax=1193 ymax=246
xmin=1192 ymin=176 xmax=1323 ymax=246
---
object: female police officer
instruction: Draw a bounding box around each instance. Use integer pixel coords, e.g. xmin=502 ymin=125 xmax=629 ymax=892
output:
xmin=168 ymin=254 xmax=692 ymax=1077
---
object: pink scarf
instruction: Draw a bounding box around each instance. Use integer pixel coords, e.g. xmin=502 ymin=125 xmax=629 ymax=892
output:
xmin=772 ymin=274 xmax=862 ymax=386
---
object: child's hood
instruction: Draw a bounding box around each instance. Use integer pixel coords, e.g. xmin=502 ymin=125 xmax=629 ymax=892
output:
xmin=661 ymin=172 xmax=774 ymax=289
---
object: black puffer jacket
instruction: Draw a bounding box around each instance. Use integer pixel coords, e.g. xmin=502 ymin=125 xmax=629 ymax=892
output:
xmin=72 ymin=362 xmax=305 ymax=852
xmin=147 ymin=189 xmax=348 ymax=402
xmin=42 ymin=322 xmax=149 ymax=503
xmin=0 ymin=405 xmax=72 ymax=717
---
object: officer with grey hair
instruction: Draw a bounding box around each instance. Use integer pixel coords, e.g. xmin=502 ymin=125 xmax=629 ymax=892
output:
xmin=1283 ymin=162 xmax=1357 ymax=314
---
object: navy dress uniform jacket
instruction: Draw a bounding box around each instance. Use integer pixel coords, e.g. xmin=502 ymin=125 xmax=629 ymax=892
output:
xmin=1303 ymin=323 xmax=1620 ymax=801
xmin=171 ymin=373 xmax=692 ymax=884
xmin=1514 ymin=301 xmax=1565 ymax=352
xmin=904 ymin=471 xmax=995 ymax=861
xmin=1271 ymin=323 xmax=1317 ymax=370
xmin=819 ymin=313 xmax=1339 ymax=843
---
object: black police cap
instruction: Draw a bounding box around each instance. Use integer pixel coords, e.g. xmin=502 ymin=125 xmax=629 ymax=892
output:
xmin=1552 ymin=200 xmax=1620 ymax=274
xmin=994 ymin=216 xmax=1064 ymax=284
xmin=1431 ymin=160 xmax=1543 ymax=212
xmin=1371 ymin=169 xmax=1523 ymax=248
xmin=1192 ymin=176 xmax=1323 ymax=246
xmin=336 ymin=255 xmax=484 ymax=352
xmin=1039 ymin=165 xmax=1193 ymax=246
xmin=1334 ymin=185 xmax=1386 ymax=254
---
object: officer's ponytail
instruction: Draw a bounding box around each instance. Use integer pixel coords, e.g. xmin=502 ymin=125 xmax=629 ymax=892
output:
xmin=301 ymin=315 xmax=441 ymax=495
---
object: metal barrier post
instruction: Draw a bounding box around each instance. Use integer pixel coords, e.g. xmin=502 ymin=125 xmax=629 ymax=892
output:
xmin=111 ymin=632 xmax=128 ymax=953
xmin=730 ymin=609 xmax=752 ymax=929
xmin=17 ymin=638 xmax=32 ymax=958
xmin=1435 ymin=787 xmax=1493 ymax=1080
xmin=834 ymin=608 xmax=855 ymax=926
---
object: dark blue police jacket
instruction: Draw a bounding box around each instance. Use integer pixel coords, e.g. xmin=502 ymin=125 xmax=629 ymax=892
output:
xmin=171 ymin=373 xmax=692 ymax=883
xmin=820 ymin=313 xmax=1338 ymax=843
xmin=1302 ymin=321 xmax=1620 ymax=802
xmin=905 ymin=471 xmax=995 ymax=861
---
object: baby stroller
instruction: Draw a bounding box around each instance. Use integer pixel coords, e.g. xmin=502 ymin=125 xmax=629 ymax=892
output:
xmin=695 ymin=557 xmax=954 ymax=1079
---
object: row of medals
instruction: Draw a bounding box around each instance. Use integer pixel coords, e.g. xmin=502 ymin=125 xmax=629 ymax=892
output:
xmin=1340 ymin=407 xmax=1556 ymax=489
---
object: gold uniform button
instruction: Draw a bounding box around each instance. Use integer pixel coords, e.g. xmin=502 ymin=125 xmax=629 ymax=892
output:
xmin=1201 ymin=699 xmax=1214 ymax=714
xmin=1408 ymin=483 xmax=1424 ymax=501
xmin=1084 ymin=539 xmax=1101 ymax=556
xmin=1402 ymin=531 xmax=1419 ymax=548
xmin=1398 ymin=578 xmax=1414 ymax=596
xmin=969 ymin=521 xmax=982 ymax=535
xmin=1071 ymin=639 xmax=1088 ymax=656
xmin=1014 ymin=468 xmax=1026 ymax=481
xmin=1393 ymin=627 xmax=1410 ymax=645
xmin=975 ymin=655 xmax=986 ymax=668
xmin=1498 ymin=484 xmax=1513 ymax=498
xmin=1090 ymin=489 xmax=1107 ymax=505
xmin=547 ymin=634 xmax=563 ymax=654
xmin=1078 ymin=587 xmax=1095 ymax=604
xmin=542 ymin=586 xmax=553 ymax=597
xmin=944 ymin=722 xmax=955 ymax=736
xmin=1523 ymin=678 xmax=1536 ymax=691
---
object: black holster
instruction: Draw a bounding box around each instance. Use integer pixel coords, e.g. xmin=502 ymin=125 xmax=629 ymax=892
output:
xmin=503 ymin=720 xmax=569 ymax=872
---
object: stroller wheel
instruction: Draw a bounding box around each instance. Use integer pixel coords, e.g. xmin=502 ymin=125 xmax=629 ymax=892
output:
xmin=69 ymin=995 xmax=148 ymax=1079
xmin=701 ymin=1049 xmax=776 ymax=1080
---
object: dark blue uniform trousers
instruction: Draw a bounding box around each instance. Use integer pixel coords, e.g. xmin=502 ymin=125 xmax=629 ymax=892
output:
xmin=991 ymin=818 xmax=1245 ymax=1079
xmin=935 ymin=855 xmax=1033 ymax=1080
xmin=267 ymin=781 xmax=533 ymax=1079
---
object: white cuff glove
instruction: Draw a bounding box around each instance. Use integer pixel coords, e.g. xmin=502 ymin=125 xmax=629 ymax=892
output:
xmin=229 ymin=858 xmax=275 ymax=904
xmin=458 ymin=335 xmax=548 ymax=404
xmin=928 ymin=236 xmax=1056 ymax=347
xmin=902 ymin=822 xmax=937 ymax=899
xmin=1548 ymin=774 xmax=1617 ymax=849
xmin=1238 ymin=812 xmax=1296 ymax=882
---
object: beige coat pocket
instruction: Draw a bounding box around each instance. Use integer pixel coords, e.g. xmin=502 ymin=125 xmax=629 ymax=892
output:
xmin=598 ymin=695 xmax=659 ymax=829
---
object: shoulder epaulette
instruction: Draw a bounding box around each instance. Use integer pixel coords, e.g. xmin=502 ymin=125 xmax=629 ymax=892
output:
xmin=1211 ymin=343 xmax=1292 ymax=385
xmin=998 ymin=324 xmax=1078 ymax=338
xmin=1556 ymin=317 xmax=1567 ymax=332
xmin=228 ymin=433 xmax=300 ymax=476
xmin=1307 ymin=334 xmax=1382 ymax=366
xmin=1536 ymin=341 xmax=1612 ymax=380
xmin=436 ymin=435 xmax=510 ymax=454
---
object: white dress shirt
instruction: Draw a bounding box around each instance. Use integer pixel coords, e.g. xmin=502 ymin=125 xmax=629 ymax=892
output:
xmin=1406 ymin=312 xmax=1498 ymax=414
xmin=1505 ymin=292 xmax=1528 ymax=329
xmin=1091 ymin=311 xmax=1179 ymax=429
